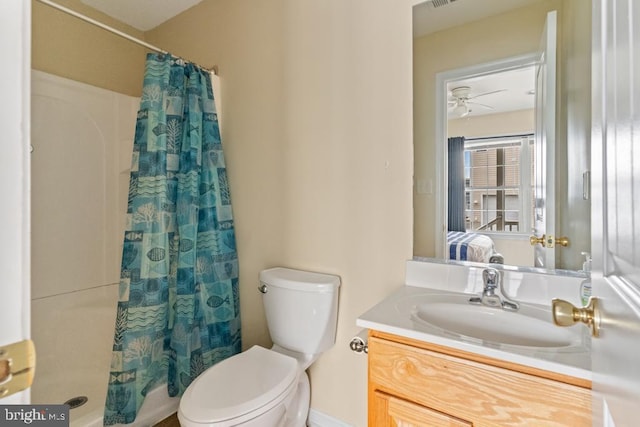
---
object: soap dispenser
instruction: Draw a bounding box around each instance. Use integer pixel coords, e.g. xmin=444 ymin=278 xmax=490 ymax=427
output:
xmin=580 ymin=252 xmax=592 ymax=306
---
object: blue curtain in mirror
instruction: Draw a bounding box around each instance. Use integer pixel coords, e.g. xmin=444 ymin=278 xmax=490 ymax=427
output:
xmin=104 ymin=53 xmax=241 ymax=425
xmin=448 ymin=136 xmax=466 ymax=232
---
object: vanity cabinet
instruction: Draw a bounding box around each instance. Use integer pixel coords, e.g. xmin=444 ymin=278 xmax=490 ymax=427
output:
xmin=368 ymin=331 xmax=591 ymax=426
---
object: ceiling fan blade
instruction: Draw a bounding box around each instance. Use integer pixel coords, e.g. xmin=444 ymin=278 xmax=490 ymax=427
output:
xmin=467 ymin=101 xmax=495 ymax=110
xmin=468 ymin=89 xmax=507 ymax=99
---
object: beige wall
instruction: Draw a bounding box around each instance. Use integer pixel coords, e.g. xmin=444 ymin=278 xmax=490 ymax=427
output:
xmin=32 ymin=0 xmax=146 ymax=96
xmin=148 ymin=0 xmax=288 ymax=355
xmin=146 ymin=1 xmax=414 ymax=425
xmin=413 ymin=0 xmax=562 ymax=258
xmin=32 ymin=0 xmax=414 ymax=424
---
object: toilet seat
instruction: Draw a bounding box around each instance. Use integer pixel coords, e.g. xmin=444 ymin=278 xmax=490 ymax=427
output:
xmin=179 ymin=345 xmax=299 ymax=426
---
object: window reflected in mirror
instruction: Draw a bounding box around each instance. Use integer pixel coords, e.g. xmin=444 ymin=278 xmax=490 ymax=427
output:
xmin=459 ymin=135 xmax=534 ymax=234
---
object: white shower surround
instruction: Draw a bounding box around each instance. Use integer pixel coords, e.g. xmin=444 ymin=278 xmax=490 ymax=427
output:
xmin=31 ymin=69 xmax=223 ymax=426
xmin=31 ymin=70 xmax=139 ymax=423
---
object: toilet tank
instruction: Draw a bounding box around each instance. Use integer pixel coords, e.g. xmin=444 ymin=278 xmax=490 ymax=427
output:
xmin=260 ymin=267 xmax=340 ymax=355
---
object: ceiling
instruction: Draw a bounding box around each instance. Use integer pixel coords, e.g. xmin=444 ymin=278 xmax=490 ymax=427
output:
xmin=80 ymin=0 xmax=202 ymax=31
xmin=447 ymin=66 xmax=536 ymax=119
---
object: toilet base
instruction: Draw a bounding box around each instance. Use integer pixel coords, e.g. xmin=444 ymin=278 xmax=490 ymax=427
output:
xmin=241 ymin=370 xmax=310 ymax=427
xmin=283 ymin=370 xmax=310 ymax=427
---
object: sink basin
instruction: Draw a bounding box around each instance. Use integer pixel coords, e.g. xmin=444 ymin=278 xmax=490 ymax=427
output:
xmin=408 ymin=295 xmax=581 ymax=348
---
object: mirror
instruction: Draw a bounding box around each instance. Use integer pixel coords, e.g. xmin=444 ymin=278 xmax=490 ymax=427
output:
xmin=412 ymin=0 xmax=591 ymax=273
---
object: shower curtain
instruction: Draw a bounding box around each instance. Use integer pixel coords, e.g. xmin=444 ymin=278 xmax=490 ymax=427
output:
xmin=104 ymin=53 xmax=241 ymax=425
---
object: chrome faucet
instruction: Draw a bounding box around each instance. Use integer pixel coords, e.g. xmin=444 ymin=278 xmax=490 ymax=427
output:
xmin=469 ymin=267 xmax=520 ymax=311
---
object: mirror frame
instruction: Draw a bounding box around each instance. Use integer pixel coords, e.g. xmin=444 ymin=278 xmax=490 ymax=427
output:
xmin=434 ymin=52 xmax=540 ymax=260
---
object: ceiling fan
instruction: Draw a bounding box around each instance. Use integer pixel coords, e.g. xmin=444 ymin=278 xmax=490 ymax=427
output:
xmin=447 ymin=86 xmax=507 ymax=117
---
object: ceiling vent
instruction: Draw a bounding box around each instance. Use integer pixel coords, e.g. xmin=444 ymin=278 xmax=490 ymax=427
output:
xmin=429 ymin=0 xmax=458 ymax=8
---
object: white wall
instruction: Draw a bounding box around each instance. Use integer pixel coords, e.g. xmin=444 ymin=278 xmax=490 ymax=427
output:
xmin=0 ymin=0 xmax=31 ymax=406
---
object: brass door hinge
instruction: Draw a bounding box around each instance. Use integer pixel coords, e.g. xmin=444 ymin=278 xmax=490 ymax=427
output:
xmin=0 ymin=339 xmax=36 ymax=398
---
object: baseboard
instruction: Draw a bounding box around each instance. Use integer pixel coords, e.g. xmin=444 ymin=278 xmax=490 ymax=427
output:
xmin=307 ymin=409 xmax=353 ymax=427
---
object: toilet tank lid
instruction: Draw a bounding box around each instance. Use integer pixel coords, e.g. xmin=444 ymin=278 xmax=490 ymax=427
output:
xmin=260 ymin=267 xmax=341 ymax=292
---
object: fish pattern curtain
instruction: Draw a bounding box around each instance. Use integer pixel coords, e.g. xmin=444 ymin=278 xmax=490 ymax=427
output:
xmin=104 ymin=53 xmax=241 ymax=425
xmin=448 ymin=136 xmax=466 ymax=232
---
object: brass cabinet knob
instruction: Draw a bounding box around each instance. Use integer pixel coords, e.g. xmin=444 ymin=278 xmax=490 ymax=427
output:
xmin=530 ymin=235 xmax=545 ymax=246
xmin=552 ymin=297 xmax=600 ymax=337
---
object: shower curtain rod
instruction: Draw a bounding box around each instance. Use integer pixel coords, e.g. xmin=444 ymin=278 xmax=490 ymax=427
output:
xmin=35 ymin=0 xmax=218 ymax=75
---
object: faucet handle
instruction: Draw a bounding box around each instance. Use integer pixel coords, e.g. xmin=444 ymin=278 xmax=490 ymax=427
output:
xmin=482 ymin=268 xmax=499 ymax=286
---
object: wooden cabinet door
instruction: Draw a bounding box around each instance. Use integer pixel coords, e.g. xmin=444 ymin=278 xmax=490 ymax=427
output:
xmin=372 ymin=391 xmax=472 ymax=427
xmin=368 ymin=334 xmax=591 ymax=426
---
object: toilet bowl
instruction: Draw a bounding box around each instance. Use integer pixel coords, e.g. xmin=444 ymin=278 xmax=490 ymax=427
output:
xmin=178 ymin=267 xmax=340 ymax=427
xmin=178 ymin=346 xmax=306 ymax=427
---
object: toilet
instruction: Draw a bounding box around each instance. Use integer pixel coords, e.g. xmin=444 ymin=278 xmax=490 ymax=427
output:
xmin=178 ymin=267 xmax=341 ymax=427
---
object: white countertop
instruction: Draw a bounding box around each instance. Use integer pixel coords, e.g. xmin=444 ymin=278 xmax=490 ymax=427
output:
xmin=357 ymin=285 xmax=591 ymax=381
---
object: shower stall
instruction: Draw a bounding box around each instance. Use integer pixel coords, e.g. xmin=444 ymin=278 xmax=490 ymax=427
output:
xmin=31 ymin=70 xmax=226 ymax=426
xmin=30 ymin=70 xmax=162 ymax=425
xmin=30 ymin=1 xmax=227 ymax=422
